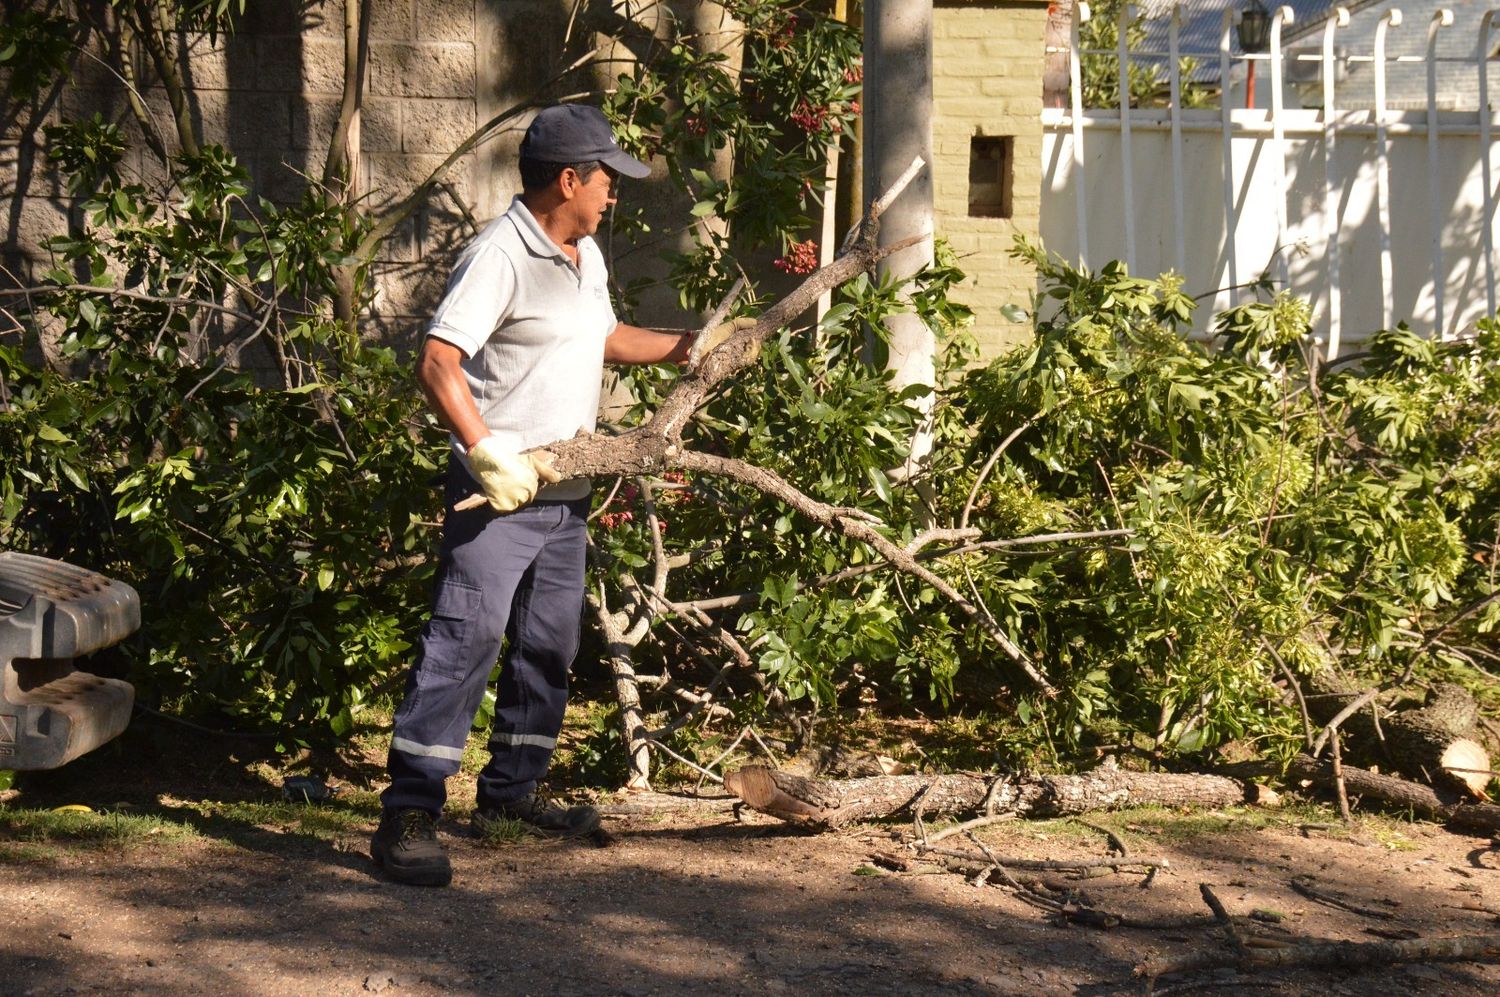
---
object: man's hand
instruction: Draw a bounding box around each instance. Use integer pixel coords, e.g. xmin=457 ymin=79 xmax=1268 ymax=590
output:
xmin=698 ymin=316 xmax=759 ymax=364
xmin=466 ymin=437 xmax=559 ymax=513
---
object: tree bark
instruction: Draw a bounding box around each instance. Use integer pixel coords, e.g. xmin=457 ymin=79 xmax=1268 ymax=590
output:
xmin=722 ymin=764 xmax=1250 ymax=828
xmin=1285 ymin=755 xmax=1500 ymax=836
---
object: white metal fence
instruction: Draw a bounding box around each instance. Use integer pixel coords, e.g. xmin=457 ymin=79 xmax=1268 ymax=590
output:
xmin=1040 ymin=3 xmax=1500 ymax=356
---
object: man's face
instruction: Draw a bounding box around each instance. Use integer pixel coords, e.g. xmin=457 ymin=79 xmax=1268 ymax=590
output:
xmin=570 ymin=165 xmax=618 ymax=237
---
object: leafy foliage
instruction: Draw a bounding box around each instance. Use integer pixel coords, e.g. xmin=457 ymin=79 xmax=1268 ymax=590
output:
xmin=2 ymin=134 xmax=443 ymax=737
xmin=1077 ymin=0 xmax=1214 ymax=110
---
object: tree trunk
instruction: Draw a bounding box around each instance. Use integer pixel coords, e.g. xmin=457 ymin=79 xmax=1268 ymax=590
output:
xmin=723 ymin=764 xmax=1250 ymax=828
xmin=1306 ymin=674 xmax=1492 ymax=798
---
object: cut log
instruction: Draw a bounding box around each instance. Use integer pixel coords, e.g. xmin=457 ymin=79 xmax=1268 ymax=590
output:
xmin=722 ymin=765 xmax=1250 ymax=828
xmin=1285 ymin=755 xmax=1500 ymax=836
xmin=1384 ymin=685 xmax=1492 ymax=798
xmin=1305 ymin=675 xmax=1491 ymax=799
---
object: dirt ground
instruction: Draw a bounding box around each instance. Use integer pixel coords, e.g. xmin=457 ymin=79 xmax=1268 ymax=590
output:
xmin=4 ymin=710 xmax=1500 ymax=996
xmin=5 ymin=779 xmax=1500 ymax=997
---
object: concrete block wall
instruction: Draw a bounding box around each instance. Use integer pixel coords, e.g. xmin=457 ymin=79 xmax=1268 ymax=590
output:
xmin=933 ymin=1 xmax=1050 ymax=358
xmin=2 ymin=0 xmax=493 ymax=344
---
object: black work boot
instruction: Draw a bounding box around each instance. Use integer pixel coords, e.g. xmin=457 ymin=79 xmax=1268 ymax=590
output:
xmin=371 ymin=809 xmax=452 ymax=886
xmin=474 ymin=794 xmax=601 ymax=838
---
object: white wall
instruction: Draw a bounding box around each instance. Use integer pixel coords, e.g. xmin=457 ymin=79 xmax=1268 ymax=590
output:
xmin=1041 ymin=107 xmax=1499 ymax=351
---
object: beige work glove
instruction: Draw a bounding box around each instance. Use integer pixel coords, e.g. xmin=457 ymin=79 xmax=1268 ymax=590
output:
xmin=697 ymin=316 xmax=759 ymax=365
xmin=465 ymin=437 xmax=561 ymax=513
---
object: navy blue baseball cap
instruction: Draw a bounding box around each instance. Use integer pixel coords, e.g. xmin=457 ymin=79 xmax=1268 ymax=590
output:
xmin=520 ymin=104 xmax=652 ymax=179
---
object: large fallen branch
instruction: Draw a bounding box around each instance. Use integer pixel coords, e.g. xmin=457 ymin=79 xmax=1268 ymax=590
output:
xmin=453 ymin=158 xmax=1060 ymax=693
xmin=721 ymin=764 xmax=1250 ymax=828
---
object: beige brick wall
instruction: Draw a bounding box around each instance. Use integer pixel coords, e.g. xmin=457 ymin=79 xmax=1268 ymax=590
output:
xmin=934 ymin=2 xmax=1049 ymax=358
xmin=1 ymin=0 xmax=484 ymax=342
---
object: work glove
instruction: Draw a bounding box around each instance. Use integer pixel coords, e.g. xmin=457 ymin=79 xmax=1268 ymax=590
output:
xmin=697 ymin=316 xmax=760 ymax=364
xmin=465 ymin=437 xmax=561 ymax=513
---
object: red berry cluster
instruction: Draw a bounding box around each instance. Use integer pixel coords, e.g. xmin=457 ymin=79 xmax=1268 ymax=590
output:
xmin=597 ymin=472 xmax=697 ymax=532
xmin=791 ymin=99 xmax=846 ymax=134
xmin=844 ymin=61 xmax=863 ymax=84
xmin=774 ymin=239 xmax=819 ymax=275
xmin=771 ymin=15 xmax=798 ymax=49
xmin=683 ymin=115 xmax=709 ymax=137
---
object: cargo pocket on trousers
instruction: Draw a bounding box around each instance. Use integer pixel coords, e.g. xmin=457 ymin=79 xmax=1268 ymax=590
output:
xmin=420 ymin=579 xmax=484 ymax=680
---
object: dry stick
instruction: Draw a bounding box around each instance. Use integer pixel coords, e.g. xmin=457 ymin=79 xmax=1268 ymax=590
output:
xmin=915 ymin=844 xmax=1167 ymax=875
xmin=1261 ymin=636 xmax=1316 ymax=751
xmin=1329 ymin=728 xmax=1354 ymax=824
xmin=745 ymin=726 xmax=781 ymax=765
xmin=644 ymin=738 xmax=723 ymax=784
xmin=694 ymin=725 xmax=752 ymax=793
xmin=924 ymin=813 xmax=1017 ymax=845
xmin=1199 ymin=883 xmax=1248 ymax=957
xmin=1289 ymin=877 xmax=1397 ymax=921
xmin=961 ymin=832 xmax=1066 ymax=914
xmin=670 ymin=527 xmax=1126 ymax=613
xmin=911 ymin=783 xmax=935 ymax=846
xmin=1136 ymin=932 xmax=1500 ymax=981
xmin=1310 ymin=686 xmax=1381 ymax=759
xmin=1074 ymin=819 xmax=1130 ymax=857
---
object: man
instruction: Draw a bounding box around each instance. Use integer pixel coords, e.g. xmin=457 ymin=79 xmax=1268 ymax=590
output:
xmin=370 ymin=104 xmax=752 ymax=886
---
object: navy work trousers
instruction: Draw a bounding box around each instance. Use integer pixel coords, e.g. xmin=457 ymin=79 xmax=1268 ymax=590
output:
xmin=381 ymin=466 xmax=589 ymax=816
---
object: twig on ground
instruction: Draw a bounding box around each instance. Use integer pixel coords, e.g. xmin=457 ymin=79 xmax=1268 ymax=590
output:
xmin=913 ymin=843 xmax=1167 ymax=876
xmin=1074 ymin=818 xmax=1130 ymax=857
xmin=1136 ymin=931 xmax=1500 ymax=981
xmin=1289 ymin=876 xmax=1397 ymax=921
xmin=924 ymin=813 xmax=1016 ymax=845
xmin=1199 ymin=883 xmax=1248 ymax=957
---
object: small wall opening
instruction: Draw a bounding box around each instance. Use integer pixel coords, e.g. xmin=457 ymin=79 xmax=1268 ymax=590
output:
xmin=968 ymin=135 xmax=1014 ymax=218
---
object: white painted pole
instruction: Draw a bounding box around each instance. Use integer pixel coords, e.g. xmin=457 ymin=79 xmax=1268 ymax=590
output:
xmin=1220 ymin=11 xmax=1239 ymax=303
xmin=1322 ymin=8 xmax=1350 ymax=360
xmin=1270 ymin=6 xmax=1295 ymax=290
xmin=1070 ymin=2 xmax=1092 ymax=267
xmin=816 ymin=139 xmax=840 ymax=325
xmin=863 ymin=0 xmax=935 ymax=480
xmin=1168 ymin=3 xmax=1186 ymax=275
xmin=1427 ymin=9 xmax=1456 ymax=337
xmin=1117 ymin=2 xmax=1136 ymax=271
xmin=1374 ymin=9 xmax=1403 ymax=331
xmin=1481 ymin=11 xmax=1499 ymax=318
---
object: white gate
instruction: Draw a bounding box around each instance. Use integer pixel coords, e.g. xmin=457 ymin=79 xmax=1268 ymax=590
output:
xmin=1041 ymin=3 xmax=1500 ymax=356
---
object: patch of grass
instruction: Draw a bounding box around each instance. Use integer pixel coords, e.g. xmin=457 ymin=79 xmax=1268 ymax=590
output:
xmin=471 ymin=812 xmax=530 ymax=846
xmin=0 ymin=804 xmax=199 ymax=858
xmin=163 ymin=795 xmax=381 ymax=842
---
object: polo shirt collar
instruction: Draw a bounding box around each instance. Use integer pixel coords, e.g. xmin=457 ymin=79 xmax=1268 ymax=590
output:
xmin=508 ymin=196 xmax=570 ymax=262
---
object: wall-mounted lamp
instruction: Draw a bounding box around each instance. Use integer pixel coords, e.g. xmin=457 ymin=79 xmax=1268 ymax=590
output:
xmin=1238 ymin=0 xmax=1273 ymax=54
xmin=1238 ymin=0 xmax=1273 ymax=107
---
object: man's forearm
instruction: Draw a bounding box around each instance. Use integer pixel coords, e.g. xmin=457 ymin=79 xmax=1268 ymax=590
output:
xmin=603 ymin=322 xmax=691 ymax=365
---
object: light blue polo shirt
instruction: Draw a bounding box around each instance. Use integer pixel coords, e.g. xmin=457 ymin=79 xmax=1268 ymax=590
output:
xmin=426 ymin=197 xmax=617 ymax=501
